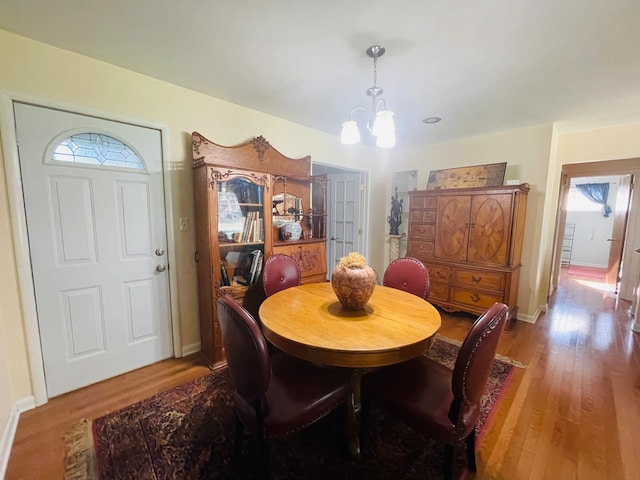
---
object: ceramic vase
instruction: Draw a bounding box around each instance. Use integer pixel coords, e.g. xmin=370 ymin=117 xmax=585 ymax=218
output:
xmin=331 ymin=264 xmax=376 ymax=310
xmin=280 ymin=222 xmax=302 ymax=241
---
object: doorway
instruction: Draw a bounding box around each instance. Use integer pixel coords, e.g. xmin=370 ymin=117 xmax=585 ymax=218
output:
xmin=3 ymin=98 xmax=178 ymax=403
xmin=551 ymin=159 xmax=640 ymax=306
xmin=312 ymin=163 xmax=367 ymax=278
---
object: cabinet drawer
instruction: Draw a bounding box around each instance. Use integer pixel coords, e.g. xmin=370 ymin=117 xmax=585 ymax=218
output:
xmin=407 ymin=241 xmax=434 ymax=258
xmin=454 ymin=269 xmax=505 ymax=291
xmin=451 ymin=288 xmax=503 ymax=310
xmin=428 ymin=283 xmax=449 ymax=302
xmin=409 ymin=224 xmax=435 ymax=240
xmin=410 ymin=209 xmax=436 ymax=224
xmin=426 ymin=264 xmax=451 ymax=283
xmin=412 ymin=196 xmax=438 ymax=210
xmin=272 ymin=241 xmax=327 ymax=280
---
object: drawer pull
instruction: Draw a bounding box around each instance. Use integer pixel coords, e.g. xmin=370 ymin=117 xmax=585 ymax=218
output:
xmin=471 ymin=275 xmax=482 ymax=283
xmin=437 ymin=271 xmax=447 ymax=279
xmin=470 ymin=293 xmax=480 ymax=303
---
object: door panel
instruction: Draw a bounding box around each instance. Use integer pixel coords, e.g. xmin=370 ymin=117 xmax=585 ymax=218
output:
xmin=14 ymin=102 xmax=172 ymax=397
xmin=468 ymin=194 xmax=512 ymax=265
xmin=607 ymin=175 xmax=632 ymax=286
xmin=327 ymin=173 xmax=362 ymax=276
xmin=435 ymin=195 xmax=471 ymax=261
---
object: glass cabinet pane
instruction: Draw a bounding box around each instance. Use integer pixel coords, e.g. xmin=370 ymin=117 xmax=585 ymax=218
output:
xmin=216 ymin=177 xmax=265 ymax=287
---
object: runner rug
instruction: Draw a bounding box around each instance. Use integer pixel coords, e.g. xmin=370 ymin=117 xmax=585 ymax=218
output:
xmin=64 ymin=335 xmax=523 ymax=480
xmin=567 ymin=265 xmax=607 ymax=279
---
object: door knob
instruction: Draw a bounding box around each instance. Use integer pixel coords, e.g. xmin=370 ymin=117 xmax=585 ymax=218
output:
xmin=156 ymin=264 xmax=166 ymax=272
xmin=330 ymin=237 xmax=341 ymax=241
xmin=155 ymin=248 xmax=165 ymax=256
xmin=635 ymin=248 xmax=640 ymax=253
xmin=606 ymin=238 xmax=618 ymax=242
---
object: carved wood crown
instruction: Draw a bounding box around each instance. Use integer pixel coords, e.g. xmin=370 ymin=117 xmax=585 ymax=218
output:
xmin=209 ymin=169 xmax=270 ymax=192
xmin=252 ymin=136 xmax=271 ymax=162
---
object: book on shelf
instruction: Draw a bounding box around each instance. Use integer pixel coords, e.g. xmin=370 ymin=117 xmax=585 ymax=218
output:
xmin=220 ymin=263 xmax=231 ymax=286
xmin=234 ymin=249 xmax=263 ymax=286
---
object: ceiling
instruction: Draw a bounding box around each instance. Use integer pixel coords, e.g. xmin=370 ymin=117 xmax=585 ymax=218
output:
xmin=2 ymin=0 xmax=640 ymax=148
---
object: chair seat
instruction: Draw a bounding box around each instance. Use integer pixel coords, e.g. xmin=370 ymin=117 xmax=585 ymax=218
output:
xmin=234 ymin=353 xmax=349 ymax=438
xmin=363 ymin=356 xmax=480 ymax=443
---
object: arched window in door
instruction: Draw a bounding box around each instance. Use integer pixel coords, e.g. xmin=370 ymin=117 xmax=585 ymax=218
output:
xmin=52 ymin=132 xmax=145 ymax=170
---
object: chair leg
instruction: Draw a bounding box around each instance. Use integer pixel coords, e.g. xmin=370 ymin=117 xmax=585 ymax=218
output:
xmin=465 ymin=428 xmax=477 ymax=472
xmin=258 ymin=434 xmax=271 ymax=480
xmin=360 ymin=399 xmax=371 ymax=453
xmin=232 ymin=413 xmax=243 ymax=467
xmin=443 ymin=444 xmax=454 ymax=480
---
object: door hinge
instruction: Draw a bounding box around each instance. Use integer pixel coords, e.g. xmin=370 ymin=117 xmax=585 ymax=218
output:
xmin=360 ymin=184 xmax=364 ymax=191
xmin=358 ymin=228 xmax=362 ymax=235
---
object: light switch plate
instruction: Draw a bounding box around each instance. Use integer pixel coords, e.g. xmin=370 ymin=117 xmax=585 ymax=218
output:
xmin=179 ymin=217 xmax=189 ymax=231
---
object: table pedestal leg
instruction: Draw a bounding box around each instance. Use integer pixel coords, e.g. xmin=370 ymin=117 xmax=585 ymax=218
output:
xmin=346 ymin=369 xmax=363 ymax=461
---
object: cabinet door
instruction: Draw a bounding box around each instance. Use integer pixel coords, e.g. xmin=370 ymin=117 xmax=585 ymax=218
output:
xmin=434 ymin=195 xmax=471 ymax=261
xmin=215 ymin=175 xmax=269 ymax=287
xmin=468 ymin=194 xmax=512 ymax=265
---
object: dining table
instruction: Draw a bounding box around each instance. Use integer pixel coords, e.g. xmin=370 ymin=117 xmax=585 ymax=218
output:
xmin=258 ymin=282 xmax=441 ymax=460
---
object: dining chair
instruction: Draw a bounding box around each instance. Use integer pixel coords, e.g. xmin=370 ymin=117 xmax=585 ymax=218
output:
xmin=217 ymin=295 xmax=349 ymax=479
xmin=262 ymin=253 xmax=302 ymax=297
xmin=382 ymin=256 xmax=430 ymax=299
xmin=362 ymin=302 xmax=509 ymax=480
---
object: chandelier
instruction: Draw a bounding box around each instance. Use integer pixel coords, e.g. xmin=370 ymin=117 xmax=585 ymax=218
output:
xmin=340 ymin=44 xmax=396 ymax=149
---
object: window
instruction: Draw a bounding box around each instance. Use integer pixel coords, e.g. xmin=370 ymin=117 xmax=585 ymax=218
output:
xmin=567 ymin=186 xmax=604 ymax=212
xmin=52 ymin=133 xmax=144 ymax=170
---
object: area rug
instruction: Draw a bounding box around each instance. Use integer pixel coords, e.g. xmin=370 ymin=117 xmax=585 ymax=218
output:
xmin=567 ymin=265 xmax=607 ymax=279
xmin=64 ymin=336 xmax=522 ymax=480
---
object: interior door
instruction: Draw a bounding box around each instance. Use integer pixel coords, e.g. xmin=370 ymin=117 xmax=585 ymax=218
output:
xmin=327 ymin=173 xmax=363 ymax=277
xmin=14 ymin=102 xmax=173 ymax=397
xmin=607 ymin=175 xmax=632 ymax=287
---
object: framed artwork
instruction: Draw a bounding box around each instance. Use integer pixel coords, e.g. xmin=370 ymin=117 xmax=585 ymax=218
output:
xmin=426 ymin=162 xmax=507 ymax=190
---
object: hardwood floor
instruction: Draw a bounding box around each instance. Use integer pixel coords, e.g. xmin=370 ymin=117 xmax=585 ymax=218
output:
xmin=6 ymin=269 xmax=640 ymax=479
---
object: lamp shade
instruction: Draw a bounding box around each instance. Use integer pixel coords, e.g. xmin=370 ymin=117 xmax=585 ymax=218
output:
xmin=371 ymin=110 xmax=395 ymax=139
xmin=340 ymin=120 xmax=361 ymax=145
xmin=375 ymin=130 xmax=396 ymax=148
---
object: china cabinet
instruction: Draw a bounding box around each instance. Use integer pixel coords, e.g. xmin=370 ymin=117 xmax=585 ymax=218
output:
xmin=192 ymin=132 xmax=326 ymax=367
xmin=407 ymin=184 xmax=528 ymax=319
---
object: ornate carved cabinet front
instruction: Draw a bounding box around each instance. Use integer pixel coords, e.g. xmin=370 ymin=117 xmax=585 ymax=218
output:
xmin=408 ymin=184 xmax=529 ymax=319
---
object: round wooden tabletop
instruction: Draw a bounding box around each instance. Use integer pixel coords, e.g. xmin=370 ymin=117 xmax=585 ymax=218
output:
xmin=259 ymin=282 xmax=441 ymax=368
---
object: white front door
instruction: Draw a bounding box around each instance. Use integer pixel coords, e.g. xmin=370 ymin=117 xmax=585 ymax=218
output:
xmin=327 ymin=173 xmax=364 ymax=277
xmin=14 ymin=102 xmax=173 ymax=397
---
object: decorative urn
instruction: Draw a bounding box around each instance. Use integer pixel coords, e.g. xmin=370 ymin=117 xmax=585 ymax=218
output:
xmin=331 ymin=252 xmax=376 ymax=310
xmin=280 ymin=221 xmax=302 ymax=241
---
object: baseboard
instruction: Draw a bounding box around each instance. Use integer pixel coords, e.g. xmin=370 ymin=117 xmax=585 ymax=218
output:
xmin=0 ymin=396 xmax=35 ymax=478
xmin=516 ymin=304 xmax=547 ymax=324
xmin=181 ymin=341 xmax=201 ymax=357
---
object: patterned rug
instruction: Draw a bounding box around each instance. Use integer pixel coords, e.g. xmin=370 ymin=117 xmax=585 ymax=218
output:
xmin=64 ymin=336 xmax=521 ymax=480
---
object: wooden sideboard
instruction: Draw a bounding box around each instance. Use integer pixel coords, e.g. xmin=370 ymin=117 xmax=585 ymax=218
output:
xmin=407 ymin=184 xmax=529 ymax=319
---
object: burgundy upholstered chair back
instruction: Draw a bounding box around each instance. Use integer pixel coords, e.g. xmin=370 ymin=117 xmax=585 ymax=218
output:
xmin=217 ymin=295 xmax=271 ymax=405
xmin=262 ymin=253 xmax=302 ymax=297
xmin=382 ymin=257 xmax=430 ymax=299
xmin=452 ymin=302 xmax=509 ymax=408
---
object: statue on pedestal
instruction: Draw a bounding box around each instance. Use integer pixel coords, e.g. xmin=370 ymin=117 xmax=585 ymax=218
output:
xmin=387 ymin=187 xmax=403 ymax=236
